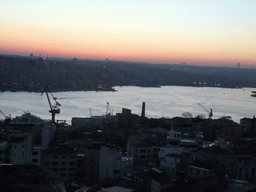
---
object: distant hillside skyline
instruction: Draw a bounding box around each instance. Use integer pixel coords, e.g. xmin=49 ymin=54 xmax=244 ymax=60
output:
xmin=0 ymin=53 xmax=252 ymax=69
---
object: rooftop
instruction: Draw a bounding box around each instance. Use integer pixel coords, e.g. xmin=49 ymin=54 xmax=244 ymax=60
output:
xmin=131 ymin=141 xmax=151 ymax=148
xmin=42 ymin=146 xmax=76 ymax=155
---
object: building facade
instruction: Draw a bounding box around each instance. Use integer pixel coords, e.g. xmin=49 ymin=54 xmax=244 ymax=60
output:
xmin=41 ymin=145 xmax=77 ymax=179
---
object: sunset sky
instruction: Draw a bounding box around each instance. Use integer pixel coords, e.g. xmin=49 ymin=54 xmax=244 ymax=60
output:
xmin=1 ymin=0 xmax=255 ymax=67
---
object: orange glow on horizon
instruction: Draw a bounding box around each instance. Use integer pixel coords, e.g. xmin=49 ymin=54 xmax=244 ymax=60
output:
xmin=1 ymin=0 xmax=255 ymax=67
xmin=1 ymin=21 xmax=255 ymax=67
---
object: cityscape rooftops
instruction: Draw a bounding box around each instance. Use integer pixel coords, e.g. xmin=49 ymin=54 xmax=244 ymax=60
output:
xmin=42 ymin=145 xmax=76 ymax=155
xmin=131 ymin=141 xmax=152 ymax=148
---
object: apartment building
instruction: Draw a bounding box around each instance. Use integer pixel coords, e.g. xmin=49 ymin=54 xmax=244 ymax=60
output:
xmin=41 ymin=145 xmax=77 ymax=179
xmin=85 ymin=143 xmax=133 ymax=181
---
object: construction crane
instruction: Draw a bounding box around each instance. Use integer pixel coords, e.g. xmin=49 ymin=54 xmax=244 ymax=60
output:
xmin=41 ymin=89 xmax=60 ymax=123
xmin=0 ymin=110 xmax=11 ymax=124
xmin=198 ymin=103 xmax=213 ymax=119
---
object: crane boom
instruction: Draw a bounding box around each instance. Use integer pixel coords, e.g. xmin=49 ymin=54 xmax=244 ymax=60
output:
xmin=198 ymin=103 xmax=213 ymax=118
xmin=0 ymin=110 xmax=11 ymax=123
xmin=42 ymin=88 xmax=60 ymax=123
xmin=0 ymin=110 xmax=10 ymax=119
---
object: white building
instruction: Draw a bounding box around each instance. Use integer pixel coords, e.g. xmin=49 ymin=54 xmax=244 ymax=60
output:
xmin=214 ymin=137 xmax=229 ymax=149
xmin=85 ymin=143 xmax=133 ymax=181
xmin=41 ymin=145 xmax=77 ymax=179
xmin=240 ymin=117 xmax=256 ymax=134
xmin=160 ymin=154 xmax=182 ymax=176
xmin=41 ymin=123 xmax=56 ymax=150
xmin=8 ymin=133 xmax=34 ymax=164
xmin=188 ymin=162 xmax=212 ymax=177
xmin=9 ymin=112 xmax=56 ymax=150
xmin=99 ymin=144 xmax=133 ymax=180
xmin=0 ymin=141 xmax=9 ymax=164
xmin=128 ymin=140 xmax=160 ymax=162
xmin=236 ymin=156 xmax=256 ymax=181
xmin=167 ymin=129 xmax=181 ymax=145
xmin=158 ymin=146 xmax=186 ymax=160
xmin=32 ymin=146 xmax=41 ymax=165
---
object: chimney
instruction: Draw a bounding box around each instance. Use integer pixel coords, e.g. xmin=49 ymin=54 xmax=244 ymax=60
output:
xmin=141 ymin=102 xmax=145 ymax=118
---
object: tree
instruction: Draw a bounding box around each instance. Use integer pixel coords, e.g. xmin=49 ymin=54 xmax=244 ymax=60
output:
xmin=195 ymin=114 xmax=205 ymax=119
xmin=182 ymin=112 xmax=193 ymax=118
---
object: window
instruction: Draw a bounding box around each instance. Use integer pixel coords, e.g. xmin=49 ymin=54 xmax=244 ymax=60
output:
xmin=52 ymin=168 xmax=58 ymax=171
xmin=44 ymin=162 xmax=50 ymax=165
xmin=70 ymin=155 xmax=76 ymax=159
xmin=53 ymin=156 xmax=58 ymax=159
xmin=69 ymin=168 xmax=75 ymax=171
xmin=106 ymin=170 xmax=109 ymax=177
xmin=61 ymin=162 xmax=67 ymax=165
xmin=148 ymin=149 xmax=151 ymax=152
xmin=52 ymin=162 xmax=58 ymax=165
xmin=61 ymin=156 xmax=67 ymax=159
xmin=140 ymin=155 xmax=146 ymax=159
xmin=140 ymin=149 xmax=146 ymax=153
xmin=69 ymin=162 xmax=75 ymax=165
xmin=22 ymin=153 xmax=24 ymax=157
xmin=33 ymin=151 xmax=38 ymax=156
xmin=32 ymin=159 xmax=38 ymax=163
xmin=60 ymin=168 xmax=66 ymax=171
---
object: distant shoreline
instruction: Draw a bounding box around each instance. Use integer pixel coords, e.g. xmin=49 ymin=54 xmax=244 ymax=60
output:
xmin=1 ymin=84 xmax=254 ymax=93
